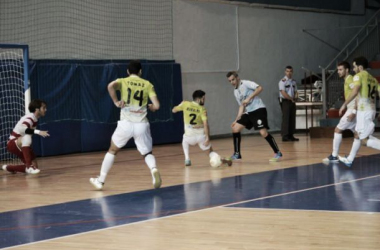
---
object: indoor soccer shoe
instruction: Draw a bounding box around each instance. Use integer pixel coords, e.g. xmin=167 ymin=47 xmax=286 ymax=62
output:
xmin=222 ymin=157 xmax=233 ymax=166
xmin=322 ymin=154 xmax=339 ymax=163
xmin=151 ymin=168 xmax=162 ymax=189
xmin=231 ymin=153 xmax=242 ymax=160
xmin=185 ymin=159 xmax=191 ymax=166
xmin=90 ymin=177 xmax=104 ymax=190
xmin=269 ymin=152 xmax=283 ymax=162
xmin=25 ymin=166 xmax=40 ymax=175
xmin=338 ymin=156 xmax=353 ymax=168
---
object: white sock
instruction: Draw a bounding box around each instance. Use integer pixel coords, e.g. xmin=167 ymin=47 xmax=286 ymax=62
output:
xmin=347 ymin=139 xmax=361 ymax=162
xmin=145 ymin=154 xmax=157 ymax=171
xmin=182 ymin=140 xmax=190 ymax=160
xmin=99 ymin=152 xmax=115 ymax=183
xmin=332 ymin=133 xmax=342 ymax=157
xmin=366 ymin=136 xmax=380 ymax=150
xmin=209 ymin=151 xmax=218 ymax=159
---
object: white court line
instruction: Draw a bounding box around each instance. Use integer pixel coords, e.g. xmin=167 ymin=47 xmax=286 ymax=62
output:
xmin=223 ymin=174 xmax=380 ymax=208
xmin=3 ymin=174 xmax=380 ymax=249
xmin=368 ymin=199 xmax=380 ymax=202
xmin=223 ymin=206 xmax=380 ymax=215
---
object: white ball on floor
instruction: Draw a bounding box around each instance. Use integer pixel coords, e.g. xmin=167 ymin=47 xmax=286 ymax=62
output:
xmin=210 ymin=154 xmax=222 ymax=168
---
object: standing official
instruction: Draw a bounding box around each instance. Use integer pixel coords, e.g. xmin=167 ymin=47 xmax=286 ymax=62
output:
xmin=279 ymin=66 xmax=299 ymax=142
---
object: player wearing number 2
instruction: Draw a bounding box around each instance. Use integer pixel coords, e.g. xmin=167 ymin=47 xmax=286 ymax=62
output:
xmin=172 ymin=90 xmax=232 ymax=167
xmin=338 ymin=56 xmax=380 ymax=167
xmin=90 ymin=60 xmax=162 ymax=189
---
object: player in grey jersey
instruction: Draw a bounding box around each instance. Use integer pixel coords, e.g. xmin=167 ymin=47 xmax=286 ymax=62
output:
xmin=226 ymin=71 xmax=282 ymax=162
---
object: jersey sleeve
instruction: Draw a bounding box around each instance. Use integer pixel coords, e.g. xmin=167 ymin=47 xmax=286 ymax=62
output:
xmin=353 ymin=74 xmax=361 ymax=87
xmin=201 ymin=108 xmax=208 ymax=121
xmin=245 ymin=80 xmax=259 ymax=90
xmin=174 ymin=101 xmax=186 ymax=111
xmin=279 ymin=79 xmax=286 ymax=91
xmin=148 ymin=83 xmax=157 ymax=98
xmin=114 ymin=79 xmax=122 ymax=90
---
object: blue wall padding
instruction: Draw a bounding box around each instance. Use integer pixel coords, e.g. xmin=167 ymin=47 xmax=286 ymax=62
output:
xmin=29 ymin=60 xmax=183 ymax=156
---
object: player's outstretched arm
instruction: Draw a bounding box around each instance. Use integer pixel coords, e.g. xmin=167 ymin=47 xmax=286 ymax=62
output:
xmin=25 ymin=127 xmax=50 ymax=138
xmin=148 ymin=96 xmax=160 ymax=112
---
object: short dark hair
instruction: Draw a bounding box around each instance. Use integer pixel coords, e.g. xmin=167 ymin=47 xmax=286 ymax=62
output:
xmin=28 ymin=99 xmax=46 ymax=113
xmin=128 ymin=60 xmax=142 ymax=75
xmin=285 ymin=66 xmax=293 ymax=70
xmin=226 ymin=71 xmax=238 ymax=78
xmin=338 ymin=61 xmax=350 ymax=71
xmin=353 ymin=56 xmax=368 ymax=69
xmin=192 ymin=90 xmax=205 ymax=100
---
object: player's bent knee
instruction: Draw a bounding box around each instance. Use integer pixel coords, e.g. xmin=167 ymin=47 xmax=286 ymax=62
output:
xmin=260 ymin=129 xmax=268 ymax=137
xmin=334 ymin=127 xmax=342 ymax=133
xmin=361 ymin=138 xmax=368 ymax=146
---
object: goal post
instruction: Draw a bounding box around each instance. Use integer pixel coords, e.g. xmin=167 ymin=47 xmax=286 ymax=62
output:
xmin=0 ymin=44 xmax=31 ymax=163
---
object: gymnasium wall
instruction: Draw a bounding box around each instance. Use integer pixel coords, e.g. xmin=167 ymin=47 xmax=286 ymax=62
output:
xmin=173 ymin=0 xmax=373 ymax=135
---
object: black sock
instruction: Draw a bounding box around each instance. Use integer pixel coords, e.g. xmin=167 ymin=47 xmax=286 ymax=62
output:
xmin=233 ymin=132 xmax=241 ymax=154
xmin=265 ymin=134 xmax=280 ymax=154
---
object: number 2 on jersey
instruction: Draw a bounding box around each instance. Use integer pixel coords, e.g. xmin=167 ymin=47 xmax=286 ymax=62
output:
xmin=189 ymin=114 xmax=197 ymax=125
xmin=126 ymin=88 xmax=144 ymax=106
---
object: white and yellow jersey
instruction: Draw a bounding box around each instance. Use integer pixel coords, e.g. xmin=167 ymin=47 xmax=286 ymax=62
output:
xmin=174 ymin=101 xmax=207 ymax=136
xmin=344 ymin=75 xmax=355 ymax=109
xmin=115 ymin=75 xmax=156 ymax=123
xmin=353 ymin=71 xmax=379 ymax=111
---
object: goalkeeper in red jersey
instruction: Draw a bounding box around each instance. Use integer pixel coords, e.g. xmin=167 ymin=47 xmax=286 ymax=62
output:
xmin=2 ymin=99 xmax=49 ymax=175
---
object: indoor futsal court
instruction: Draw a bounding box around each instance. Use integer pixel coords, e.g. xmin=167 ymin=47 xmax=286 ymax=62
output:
xmin=1 ymin=135 xmax=380 ymax=249
xmin=1 ymin=0 xmax=380 ymax=249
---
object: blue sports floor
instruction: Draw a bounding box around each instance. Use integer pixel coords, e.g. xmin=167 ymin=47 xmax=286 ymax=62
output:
xmin=1 ymin=154 xmax=380 ymax=249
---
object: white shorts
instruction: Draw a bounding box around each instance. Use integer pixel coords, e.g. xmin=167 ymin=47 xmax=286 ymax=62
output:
xmin=336 ymin=109 xmax=356 ymax=132
xmin=183 ymin=134 xmax=211 ymax=151
xmin=111 ymin=120 xmax=152 ymax=155
xmin=355 ymin=110 xmax=376 ymax=140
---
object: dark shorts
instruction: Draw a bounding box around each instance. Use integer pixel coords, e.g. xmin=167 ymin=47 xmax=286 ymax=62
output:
xmin=7 ymin=139 xmax=36 ymax=163
xmin=237 ymin=108 xmax=269 ymax=130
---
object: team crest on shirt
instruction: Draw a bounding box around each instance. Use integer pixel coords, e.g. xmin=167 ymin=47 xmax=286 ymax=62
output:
xmin=353 ymin=75 xmax=360 ymax=81
xmin=349 ymin=83 xmax=355 ymax=89
xmin=282 ymin=78 xmax=286 ymax=82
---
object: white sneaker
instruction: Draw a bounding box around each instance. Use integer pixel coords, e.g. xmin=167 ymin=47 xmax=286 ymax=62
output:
xmin=151 ymin=168 xmax=162 ymax=189
xmin=338 ymin=155 xmax=353 ymax=168
xmin=25 ymin=166 xmax=40 ymax=175
xmin=90 ymin=177 xmax=104 ymax=190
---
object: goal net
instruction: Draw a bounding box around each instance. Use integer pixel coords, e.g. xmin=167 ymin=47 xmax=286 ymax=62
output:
xmin=0 ymin=44 xmax=30 ymax=165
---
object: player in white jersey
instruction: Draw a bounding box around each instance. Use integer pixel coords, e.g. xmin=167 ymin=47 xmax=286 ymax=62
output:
xmin=2 ymin=99 xmax=50 ymax=175
xmin=172 ymin=90 xmax=232 ymax=167
xmin=226 ymin=71 xmax=283 ymax=162
xmin=338 ymin=57 xmax=380 ymax=167
xmin=90 ymin=60 xmax=162 ymax=190
xmin=323 ymin=61 xmax=356 ymax=163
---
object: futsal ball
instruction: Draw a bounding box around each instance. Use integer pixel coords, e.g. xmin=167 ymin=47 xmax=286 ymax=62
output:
xmin=210 ymin=154 xmax=222 ymax=168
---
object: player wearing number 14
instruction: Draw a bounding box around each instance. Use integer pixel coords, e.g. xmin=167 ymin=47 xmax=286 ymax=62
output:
xmin=90 ymin=60 xmax=162 ymax=190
